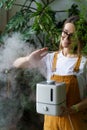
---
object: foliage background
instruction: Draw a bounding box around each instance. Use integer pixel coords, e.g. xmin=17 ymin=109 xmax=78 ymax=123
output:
xmin=0 ymin=0 xmax=87 ymax=130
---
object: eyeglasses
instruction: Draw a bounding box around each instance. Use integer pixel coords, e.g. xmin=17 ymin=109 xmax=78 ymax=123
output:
xmin=62 ymin=30 xmax=74 ymax=39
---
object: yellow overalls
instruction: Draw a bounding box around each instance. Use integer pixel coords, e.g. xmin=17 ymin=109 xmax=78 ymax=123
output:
xmin=44 ymin=52 xmax=87 ymax=130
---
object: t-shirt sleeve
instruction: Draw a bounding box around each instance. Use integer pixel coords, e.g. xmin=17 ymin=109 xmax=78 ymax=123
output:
xmin=38 ymin=52 xmax=54 ymax=79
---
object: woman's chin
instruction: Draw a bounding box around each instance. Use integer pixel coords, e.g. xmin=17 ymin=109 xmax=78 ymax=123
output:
xmin=62 ymin=42 xmax=70 ymax=48
xmin=63 ymin=44 xmax=69 ymax=48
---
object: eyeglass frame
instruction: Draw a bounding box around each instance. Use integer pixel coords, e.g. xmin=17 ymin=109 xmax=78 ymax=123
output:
xmin=62 ymin=30 xmax=74 ymax=39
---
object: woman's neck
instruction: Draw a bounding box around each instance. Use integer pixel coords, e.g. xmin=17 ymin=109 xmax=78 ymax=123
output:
xmin=62 ymin=48 xmax=70 ymax=57
xmin=62 ymin=48 xmax=77 ymax=58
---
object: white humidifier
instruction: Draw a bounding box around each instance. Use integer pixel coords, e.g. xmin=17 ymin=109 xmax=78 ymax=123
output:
xmin=36 ymin=81 xmax=66 ymax=116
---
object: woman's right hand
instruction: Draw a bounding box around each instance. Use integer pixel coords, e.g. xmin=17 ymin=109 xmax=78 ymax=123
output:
xmin=13 ymin=47 xmax=48 ymax=68
xmin=28 ymin=47 xmax=48 ymax=62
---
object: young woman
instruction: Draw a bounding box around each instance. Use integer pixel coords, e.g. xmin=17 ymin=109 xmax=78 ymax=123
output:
xmin=13 ymin=16 xmax=87 ymax=130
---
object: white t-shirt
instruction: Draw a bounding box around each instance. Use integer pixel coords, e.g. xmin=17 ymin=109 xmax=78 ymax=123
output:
xmin=40 ymin=51 xmax=87 ymax=99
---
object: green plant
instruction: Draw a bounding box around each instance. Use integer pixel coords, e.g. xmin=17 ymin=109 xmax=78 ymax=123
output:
xmin=1 ymin=0 xmax=61 ymax=50
xmin=1 ymin=1 xmax=87 ymax=129
xmin=0 ymin=0 xmax=81 ymax=51
xmin=68 ymin=4 xmax=80 ymax=17
xmin=76 ymin=16 xmax=87 ymax=54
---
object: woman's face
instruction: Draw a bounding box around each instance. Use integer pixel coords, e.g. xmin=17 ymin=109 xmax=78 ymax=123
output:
xmin=60 ymin=23 xmax=75 ymax=48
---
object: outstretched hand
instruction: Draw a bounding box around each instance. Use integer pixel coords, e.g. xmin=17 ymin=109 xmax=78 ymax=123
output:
xmin=28 ymin=47 xmax=48 ymax=61
xmin=13 ymin=47 xmax=48 ymax=68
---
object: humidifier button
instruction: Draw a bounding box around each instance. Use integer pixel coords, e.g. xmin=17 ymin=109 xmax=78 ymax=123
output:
xmin=47 ymin=80 xmax=55 ymax=84
xmin=43 ymin=106 xmax=48 ymax=111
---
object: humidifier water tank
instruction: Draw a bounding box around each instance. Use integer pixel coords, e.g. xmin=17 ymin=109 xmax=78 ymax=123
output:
xmin=36 ymin=81 xmax=66 ymax=116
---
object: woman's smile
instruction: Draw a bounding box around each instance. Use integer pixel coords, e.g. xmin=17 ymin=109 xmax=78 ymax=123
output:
xmin=61 ymin=23 xmax=75 ymax=48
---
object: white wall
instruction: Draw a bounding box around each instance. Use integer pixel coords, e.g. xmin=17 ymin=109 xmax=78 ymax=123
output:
xmin=49 ymin=0 xmax=74 ymax=20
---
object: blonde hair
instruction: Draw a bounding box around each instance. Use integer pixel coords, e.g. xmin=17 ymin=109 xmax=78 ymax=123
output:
xmin=59 ymin=15 xmax=82 ymax=56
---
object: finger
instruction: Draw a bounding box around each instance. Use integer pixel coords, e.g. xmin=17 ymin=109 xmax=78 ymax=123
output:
xmin=39 ymin=48 xmax=48 ymax=57
xmin=33 ymin=48 xmax=48 ymax=55
xmin=40 ymin=51 xmax=48 ymax=58
xmin=39 ymin=47 xmax=48 ymax=53
xmin=41 ymin=47 xmax=48 ymax=51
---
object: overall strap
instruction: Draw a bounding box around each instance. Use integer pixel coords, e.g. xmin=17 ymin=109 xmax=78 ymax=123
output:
xmin=52 ymin=52 xmax=58 ymax=72
xmin=73 ymin=55 xmax=82 ymax=72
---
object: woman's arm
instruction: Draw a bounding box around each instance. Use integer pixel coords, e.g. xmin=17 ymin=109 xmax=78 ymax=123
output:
xmin=76 ymin=97 xmax=87 ymax=111
xmin=13 ymin=47 xmax=48 ymax=69
xmin=60 ymin=98 xmax=87 ymax=116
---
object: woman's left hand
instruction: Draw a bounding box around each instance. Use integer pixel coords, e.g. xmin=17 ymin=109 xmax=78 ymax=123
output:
xmin=60 ymin=106 xmax=77 ymax=116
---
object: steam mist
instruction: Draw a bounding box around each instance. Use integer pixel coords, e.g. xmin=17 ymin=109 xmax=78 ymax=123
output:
xmin=0 ymin=32 xmax=34 ymax=71
xmin=0 ymin=32 xmax=39 ymax=128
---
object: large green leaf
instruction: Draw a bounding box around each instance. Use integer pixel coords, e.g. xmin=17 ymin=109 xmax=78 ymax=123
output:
xmin=5 ymin=9 xmax=33 ymax=32
xmin=21 ymin=27 xmax=36 ymax=41
xmin=5 ymin=11 xmax=27 ymax=32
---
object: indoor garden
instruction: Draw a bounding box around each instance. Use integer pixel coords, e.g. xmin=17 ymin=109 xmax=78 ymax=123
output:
xmin=0 ymin=0 xmax=87 ymax=130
